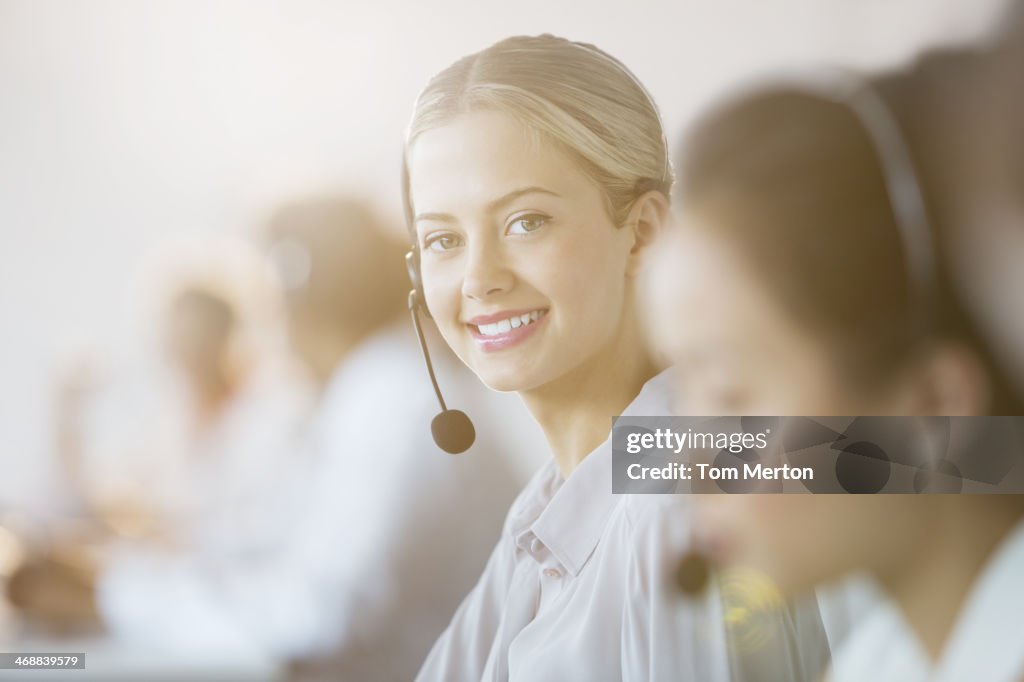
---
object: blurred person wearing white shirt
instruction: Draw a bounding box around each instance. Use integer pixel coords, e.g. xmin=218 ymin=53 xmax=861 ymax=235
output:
xmin=46 ymin=233 xmax=313 ymax=547
xmin=7 ymin=243 xmax=314 ymax=639
xmin=99 ymin=198 xmax=533 ymax=680
xmin=263 ymin=197 xmax=536 ymax=680
xmin=644 ymin=27 xmax=1024 ymax=682
xmin=121 ymin=284 xmax=311 ymax=552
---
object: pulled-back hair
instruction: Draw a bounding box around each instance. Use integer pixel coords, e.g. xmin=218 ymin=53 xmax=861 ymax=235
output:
xmin=405 ymin=34 xmax=671 ymax=226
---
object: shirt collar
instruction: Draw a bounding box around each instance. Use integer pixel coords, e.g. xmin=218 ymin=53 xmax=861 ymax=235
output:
xmin=522 ymin=369 xmax=676 ymax=576
xmin=938 ymin=519 xmax=1024 ymax=679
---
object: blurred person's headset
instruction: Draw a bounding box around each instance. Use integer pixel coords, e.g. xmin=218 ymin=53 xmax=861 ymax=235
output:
xmin=675 ymin=67 xmax=939 ymax=598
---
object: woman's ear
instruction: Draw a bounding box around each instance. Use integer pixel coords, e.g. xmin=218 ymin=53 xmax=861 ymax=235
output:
xmin=908 ymin=341 xmax=992 ymax=416
xmin=625 ymin=191 xmax=672 ymax=277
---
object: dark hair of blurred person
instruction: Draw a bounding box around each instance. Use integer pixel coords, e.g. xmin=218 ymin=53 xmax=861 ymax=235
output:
xmin=672 ymin=71 xmax=1022 ymax=417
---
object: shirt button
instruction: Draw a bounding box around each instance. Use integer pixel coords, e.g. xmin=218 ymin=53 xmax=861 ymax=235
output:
xmin=542 ymin=567 xmax=562 ymax=578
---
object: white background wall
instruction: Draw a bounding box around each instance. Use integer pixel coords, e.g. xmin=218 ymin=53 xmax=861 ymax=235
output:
xmin=0 ymin=0 xmax=1012 ymax=506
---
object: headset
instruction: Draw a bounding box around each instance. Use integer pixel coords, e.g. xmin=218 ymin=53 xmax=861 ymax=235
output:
xmin=401 ymin=157 xmax=476 ymax=455
xmin=675 ymin=67 xmax=940 ymax=597
xmin=400 ymin=38 xmax=674 ymax=456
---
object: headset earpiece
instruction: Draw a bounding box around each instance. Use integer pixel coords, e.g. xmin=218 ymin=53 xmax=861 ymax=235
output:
xmin=404 ymin=246 xmax=474 ymax=454
xmin=405 ymin=248 xmax=431 ymax=319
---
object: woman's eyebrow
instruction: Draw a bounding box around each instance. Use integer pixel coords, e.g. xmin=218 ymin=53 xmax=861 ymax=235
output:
xmin=413 ymin=187 xmax=560 ymax=225
xmin=413 ymin=211 xmax=456 ymax=225
xmin=487 ymin=186 xmax=559 ymax=213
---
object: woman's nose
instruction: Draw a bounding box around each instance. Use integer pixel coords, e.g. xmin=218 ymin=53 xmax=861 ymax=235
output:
xmin=462 ymin=242 xmax=514 ymax=302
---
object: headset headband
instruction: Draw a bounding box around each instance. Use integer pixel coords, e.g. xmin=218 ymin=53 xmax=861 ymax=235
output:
xmin=791 ymin=68 xmax=939 ymax=337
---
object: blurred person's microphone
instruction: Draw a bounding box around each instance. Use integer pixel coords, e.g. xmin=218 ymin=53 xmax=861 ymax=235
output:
xmin=675 ymin=549 xmax=712 ymax=596
xmin=405 ymin=250 xmax=476 ymax=455
xmin=675 ymin=548 xmax=789 ymax=659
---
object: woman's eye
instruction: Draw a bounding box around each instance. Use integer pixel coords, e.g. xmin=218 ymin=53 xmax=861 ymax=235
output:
xmin=506 ymin=214 xmax=549 ymax=235
xmin=424 ymin=234 xmax=463 ymax=252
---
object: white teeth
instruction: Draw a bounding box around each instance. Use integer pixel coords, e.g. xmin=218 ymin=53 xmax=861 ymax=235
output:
xmin=475 ymin=310 xmax=545 ymax=336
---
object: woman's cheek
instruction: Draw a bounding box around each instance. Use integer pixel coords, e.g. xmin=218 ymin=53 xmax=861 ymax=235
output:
xmin=544 ymin=251 xmax=611 ymax=321
xmin=423 ymin=261 xmax=457 ymax=312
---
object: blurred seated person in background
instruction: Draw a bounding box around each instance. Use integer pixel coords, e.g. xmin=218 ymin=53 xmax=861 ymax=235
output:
xmin=8 ymin=196 xmax=539 ymax=680
xmin=644 ymin=30 xmax=1024 ymax=681
xmin=101 ymin=282 xmax=309 ymax=546
xmin=8 ymin=238 xmax=314 ymax=637
xmin=47 ymin=232 xmax=312 ymax=542
xmin=258 ymin=196 xmax=539 ymax=680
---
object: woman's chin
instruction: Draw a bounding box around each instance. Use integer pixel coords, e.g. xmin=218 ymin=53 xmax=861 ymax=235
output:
xmin=472 ymin=363 xmax=546 ymax=394
xmin=474 ymin=370 xmax=529 ymax=393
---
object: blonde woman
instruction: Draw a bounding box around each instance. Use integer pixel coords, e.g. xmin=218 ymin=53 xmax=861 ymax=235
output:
xmin=404 ymin=35 xmax=829 ymax=681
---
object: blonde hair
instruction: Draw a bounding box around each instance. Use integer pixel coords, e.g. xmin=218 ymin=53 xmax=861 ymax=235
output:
xmin=405 ymin=34 xmax=672 ymax=225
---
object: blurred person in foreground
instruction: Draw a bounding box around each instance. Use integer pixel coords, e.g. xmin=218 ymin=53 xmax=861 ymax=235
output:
xmin=643 ymin=28 xmax=1024 ymax=682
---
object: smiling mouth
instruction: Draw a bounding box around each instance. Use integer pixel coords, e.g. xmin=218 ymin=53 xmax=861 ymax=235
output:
xmin=466 ymin=309 xmax=548 ymax=352
xmin=471 ymin=309 xmax=546 ymax=336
